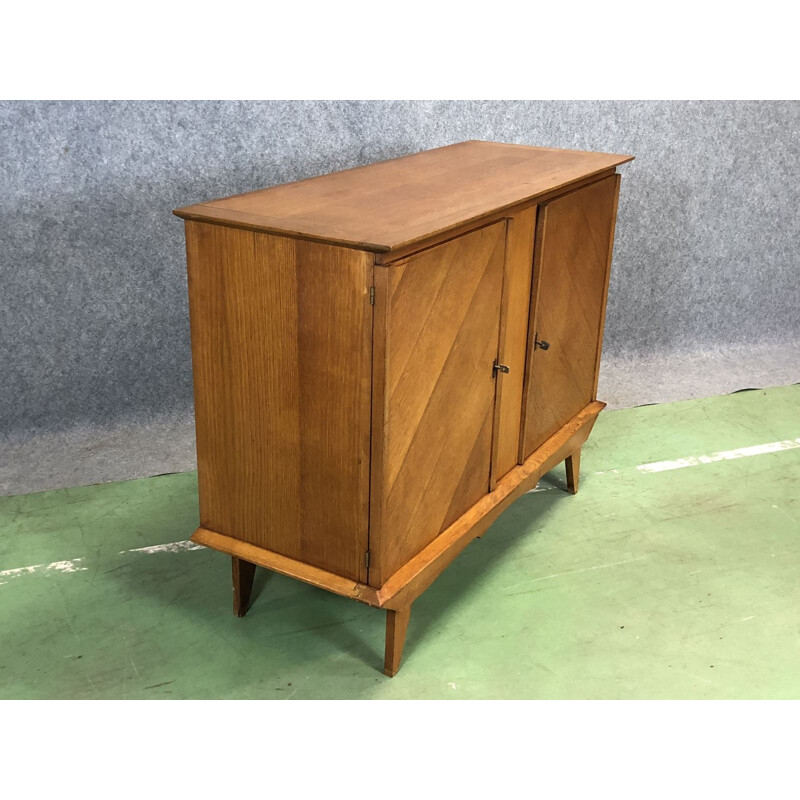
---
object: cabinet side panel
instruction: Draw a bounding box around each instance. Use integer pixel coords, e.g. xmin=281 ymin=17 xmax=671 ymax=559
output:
xmin=520 ymin=175 xmax=619 ymax=458
xmin=185 ymin=222 xmax=372 ymax=582
xmin=372 ymin=223 xmax=505 ymax=585
xmin=491 ymin=205 xmax=537 ymax=484
xmin=368 ymin=266 xmax=390 ymax=587
xmin=592 ymin=174 xmax=621 ymax=399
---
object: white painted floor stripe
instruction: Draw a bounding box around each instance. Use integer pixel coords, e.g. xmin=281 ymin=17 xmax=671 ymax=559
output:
xmin=524 ymin=437 xmax=800 ymax=491
xmin=636 ymin=438 xmax=800 ymax=474
xmin=525 ymin=468 xmax=620 ymax=494
xmin=504 ymin=555 xmax=649 ymax=590
xmin=0 ymin=558 xmax=88 ymax=585
xmin=0 ymin=544 xmax=204 ymax=586
xmin=121 ymin=540 xmax=205 ymax=555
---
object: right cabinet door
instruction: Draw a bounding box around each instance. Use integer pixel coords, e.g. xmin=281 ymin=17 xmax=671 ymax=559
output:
xmin=520 ymin=174 xmax=621 ymax=459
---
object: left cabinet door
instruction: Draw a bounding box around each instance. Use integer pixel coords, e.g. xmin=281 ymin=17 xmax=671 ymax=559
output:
xmin=185 ymin=222 xmax=374 ymax=583
xmin=369 ymin=222 xmax=507 ymax=585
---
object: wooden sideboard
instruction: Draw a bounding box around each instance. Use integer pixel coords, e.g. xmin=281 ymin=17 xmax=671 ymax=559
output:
xmin=174 ymin=140 xmax=633 ymax=676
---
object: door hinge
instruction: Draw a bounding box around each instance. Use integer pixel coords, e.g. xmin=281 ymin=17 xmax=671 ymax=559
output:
xmin=365 ymin=550 xmax=371 ymax=569
xmin=369 ymin=286 xmax=375 ymax=305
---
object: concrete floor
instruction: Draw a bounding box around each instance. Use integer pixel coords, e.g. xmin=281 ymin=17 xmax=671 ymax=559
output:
xmin=0 ymin=385 xmax=798 ymax=699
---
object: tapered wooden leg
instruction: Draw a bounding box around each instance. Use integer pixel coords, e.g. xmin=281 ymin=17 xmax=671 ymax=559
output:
xmin=232 ymin=556 xmax=257 ymax=618
xmin=565 ymin=448 xmax=581 ymax=494
xmin=384 ymin=605 xmax=412 ymax=677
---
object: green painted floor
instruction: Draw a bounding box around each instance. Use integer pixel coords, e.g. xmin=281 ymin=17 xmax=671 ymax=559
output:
xmin=1 ymin=386 xmax=798 ymax=699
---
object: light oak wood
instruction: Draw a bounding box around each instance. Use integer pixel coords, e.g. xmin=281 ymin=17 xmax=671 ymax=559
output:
xmin=232 ymin=556 xmax=256 ymax=618
xmin=592 ymin=175 xmax=622 ymax=400
xmin=373 ymin=169 xmax=617 ymax=266
xmin=191 ymin=402 xmax=603 ymax=613
xmin=185 ymin=222 xmax=373 ymax=583
xmin=491 ymin=205 xmax=538 ymax=486
xmin=191 ymin=527 xmax=381 ymax=606
xmin=566 ymin=449 xmax=581 ymax=495
xmin=377 ymin=402 xmax=604 ymax=611
xmin=175 ymin=141 xmax=632 ymax=255
xmin=177 ymin=141 xmax=632 ymax=676
xmin=384 ymin=606 xmax=411 ymax=677
xmin=369 ymin=223 xmax=506 ymax=585
xmin=368 ymin=265 xmax=390 ymax=586
xmin=520 ymin=175 xmax=621 ymax=459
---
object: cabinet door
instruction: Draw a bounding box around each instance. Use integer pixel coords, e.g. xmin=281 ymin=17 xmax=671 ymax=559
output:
xmin=520 ymin=175 xmax=620 ymax=458
xmin=370 ymin=223 xmax=506 ymax=584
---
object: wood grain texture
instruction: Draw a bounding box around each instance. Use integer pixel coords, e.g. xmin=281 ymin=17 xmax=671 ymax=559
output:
xmin=232 ymin=556 xmax=256 ymax=618
xmin=194 ymin=404 xmax=604 ymax=615
xmin=368 ymin=266 xmax=390 ymax=586
xmin=384 ymin=606 xmax=411 ymax=677
xmin=174 ymin=141 xmax=633 ymax=254
xmin=373 ymin=169 xmax=617 ymax=266
xmin=592 ymin=174 xmax=622 ymax=399
xmin=179 ymin=141 xmax=632 ymax=677
xmin=192 ymin=527 xmax=381 ymax=607
xmin=369 ymin=223 xmax=506 ymax=586
xmin=185 ymin=221 xmax=373 ymax=582
xmin=377 ymin=401 xmax=605 ymax=611
xmin=491 ymin=205 xmax=538 ymax=486
xmin=566 ymin=449 xmax=581 ymax=494
xmin=521 ymin=176 xmax=620 ymax=459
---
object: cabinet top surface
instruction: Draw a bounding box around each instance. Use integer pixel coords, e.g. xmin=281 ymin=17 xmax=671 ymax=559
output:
xmin=174 ymin=140 xmax=633 ymax=254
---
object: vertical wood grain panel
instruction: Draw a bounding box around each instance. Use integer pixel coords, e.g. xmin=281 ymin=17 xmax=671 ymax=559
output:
xmin=185 ymin=221 xmax=373 ymax=582
xmin=490 ymin=205 xmax=538 ymax=486
xmin=370 ymin=223 xmax=506 ymax=586
xmin=520 ymin=175 xmax=619 ymax=458
xmin=592 ymin=174 xmax=622 ymax=399
xmin=368 ymin=266 xmax=390 ymax=586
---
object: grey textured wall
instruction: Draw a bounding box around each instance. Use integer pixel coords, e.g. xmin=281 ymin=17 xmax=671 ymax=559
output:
xmin=2 ymin=101 xmax=799 ymax=437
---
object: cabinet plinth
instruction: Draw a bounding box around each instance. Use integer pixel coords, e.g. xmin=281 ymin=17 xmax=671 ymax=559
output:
xmin=175 ymin=140 xmax=633 ymax=675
